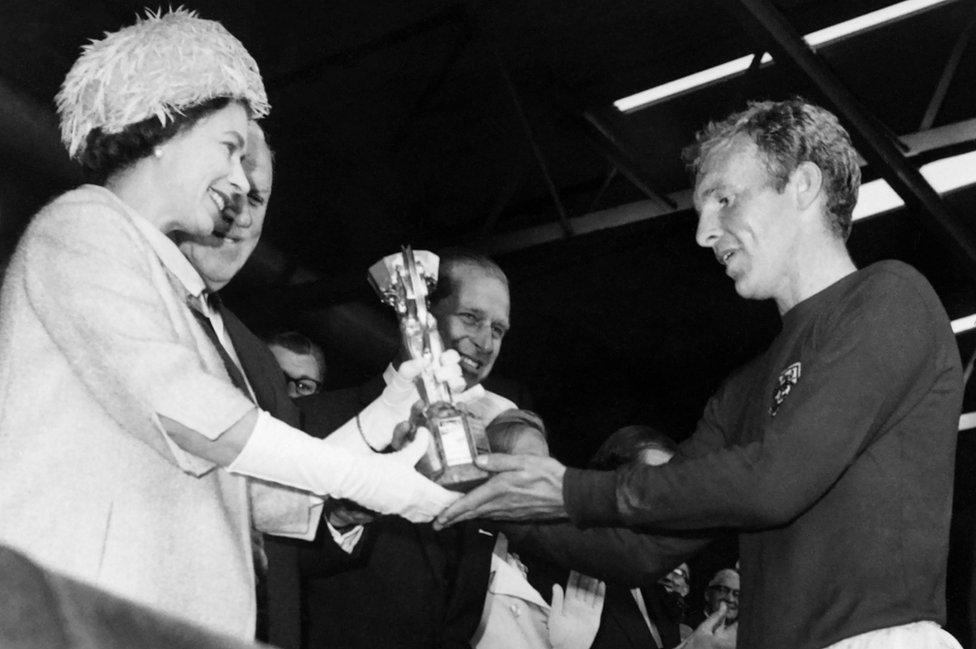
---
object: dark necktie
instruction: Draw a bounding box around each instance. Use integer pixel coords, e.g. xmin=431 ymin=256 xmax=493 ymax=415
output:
xmin=187 ymin=292 xmax=269 ymax=640
xmin=187 ymin=292 xmax=251 ymax=399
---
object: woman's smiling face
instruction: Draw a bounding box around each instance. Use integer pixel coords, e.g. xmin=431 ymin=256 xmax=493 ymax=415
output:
xmin=154 ymin=101 xmax=251 ymax=238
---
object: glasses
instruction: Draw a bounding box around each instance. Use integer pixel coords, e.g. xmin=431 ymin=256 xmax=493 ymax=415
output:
xmin=708 ymin=585 xmax=740 ymax=598
xmin=284 ymin=373 xmax=322 ymax=396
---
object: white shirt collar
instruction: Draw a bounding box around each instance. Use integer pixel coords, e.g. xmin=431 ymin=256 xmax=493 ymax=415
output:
xmin=487 ymin=535 xmax=550 ymax=609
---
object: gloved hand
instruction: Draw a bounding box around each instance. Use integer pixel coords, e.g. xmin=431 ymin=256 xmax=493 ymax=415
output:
xmin=229 ymin=412 xmax=459 ymax=522
xmin=325 ymin=349 xmax=464 ymax=453
xmin=393 ymin=348 xmax=465 ymax=394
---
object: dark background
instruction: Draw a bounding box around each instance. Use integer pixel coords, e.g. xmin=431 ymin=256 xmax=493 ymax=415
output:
xmin=2 ymin=0 xmax=976 ymax=641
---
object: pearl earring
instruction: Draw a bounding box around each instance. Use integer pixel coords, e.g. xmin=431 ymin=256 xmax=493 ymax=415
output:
xmin=153 ymin=147 xmax=163 ymax=158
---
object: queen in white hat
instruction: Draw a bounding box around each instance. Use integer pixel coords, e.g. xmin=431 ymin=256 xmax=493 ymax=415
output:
xmin=0 ymin=8 xmax=459 ymax=638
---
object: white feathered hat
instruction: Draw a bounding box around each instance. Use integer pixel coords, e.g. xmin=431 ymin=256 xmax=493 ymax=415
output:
xmin=56 ymin=7 xmax=270 ymax=159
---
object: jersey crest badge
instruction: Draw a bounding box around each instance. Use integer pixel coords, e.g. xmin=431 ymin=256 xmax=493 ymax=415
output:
xmin=770 ymin=362 xmax=801 ymax=416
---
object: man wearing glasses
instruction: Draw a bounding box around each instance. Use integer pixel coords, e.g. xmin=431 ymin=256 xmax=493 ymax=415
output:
xmin=698 ymin=569 xmax=739 ymax=628
xmin=266 ymin=331 xmax=326 ymax=397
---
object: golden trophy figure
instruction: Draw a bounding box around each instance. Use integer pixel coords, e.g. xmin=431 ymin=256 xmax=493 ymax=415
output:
xmin=368 ymin=246 xmax=491 ymax=492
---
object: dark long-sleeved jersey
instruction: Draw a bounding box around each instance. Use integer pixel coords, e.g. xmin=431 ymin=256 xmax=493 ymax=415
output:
xmin=565 ymin=261 xmax=962 ymax=649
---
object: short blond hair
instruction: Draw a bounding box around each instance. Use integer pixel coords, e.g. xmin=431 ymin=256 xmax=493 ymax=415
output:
xmin=683 ymin=98 xmax=860 ymax=239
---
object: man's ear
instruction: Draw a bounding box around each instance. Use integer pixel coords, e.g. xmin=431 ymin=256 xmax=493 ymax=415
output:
xmin=791 ymin=161 xmax=824 ymax=212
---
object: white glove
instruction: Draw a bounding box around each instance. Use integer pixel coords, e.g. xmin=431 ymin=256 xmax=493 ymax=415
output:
xmin=418 ymin=347 xmax=466 ymax=393
xmin=228 ymin=410 xmax=460 ymax=522
xmin=325 ymin=349 xmax=465 ymax=453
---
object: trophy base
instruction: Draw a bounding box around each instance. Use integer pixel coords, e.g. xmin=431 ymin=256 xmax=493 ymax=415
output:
xmin=415 ymin=402 xmax=491 ymax=492
xmin=428 ymin=461 xmax=490 ymax=492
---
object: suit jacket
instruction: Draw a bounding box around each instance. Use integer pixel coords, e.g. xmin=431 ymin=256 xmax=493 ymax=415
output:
xmin=296 ymin=378 xmax=498 ymax=649
xmin=221 ymin=307 xmax=309 ymax=649
xmin=0 ymin=185 xmax=260 ymax=639
xmin=591 ymin=584 xmax=683 ymax=649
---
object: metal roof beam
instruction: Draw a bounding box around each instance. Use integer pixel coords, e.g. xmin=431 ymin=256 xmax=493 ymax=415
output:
xmin=267 ymin=6 xmax=466 ymax=90
xmin=735 ymin=0 xmax=976 ymax=277
xmin=478 ymin=117 xmax=976 ymax=255
xmin=582 ymin=106 xmax=677 ymax=211
xmin=919 ymin=2 xmax=976 ymax=131
xmin=254 ymin=118 xmax=976 ymax=298
xmin=491 ymin=47 xmax=574 ymax=237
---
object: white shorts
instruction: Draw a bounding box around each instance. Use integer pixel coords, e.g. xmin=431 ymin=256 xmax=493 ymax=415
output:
xmin=823 ymin=621 xmax=962 ymax=649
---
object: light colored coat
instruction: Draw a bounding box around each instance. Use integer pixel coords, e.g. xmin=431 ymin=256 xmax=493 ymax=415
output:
xmin=0 ymin=185 xmax=304 ymax=639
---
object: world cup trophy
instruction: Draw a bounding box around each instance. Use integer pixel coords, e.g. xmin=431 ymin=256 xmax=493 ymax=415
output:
xmin=368 ymin=246 xmax=491 ymax=492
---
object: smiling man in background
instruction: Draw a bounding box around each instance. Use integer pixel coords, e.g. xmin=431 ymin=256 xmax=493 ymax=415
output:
xmin=298 ymin=248 xmax=521 ymax=649
xmin=266 ymin=330 xmax=326 ymax=398
xmin=176 ymin=122 xmax=317 ymax=649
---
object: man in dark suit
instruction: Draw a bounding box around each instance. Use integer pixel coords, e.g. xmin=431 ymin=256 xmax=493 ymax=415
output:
xmin=297 ymin=249 xmax=518 ymax=649
xmin=177 ymin=122 xmax=311 ymax=649
xmin=266 ymin=330 xmax=327 ymax=399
